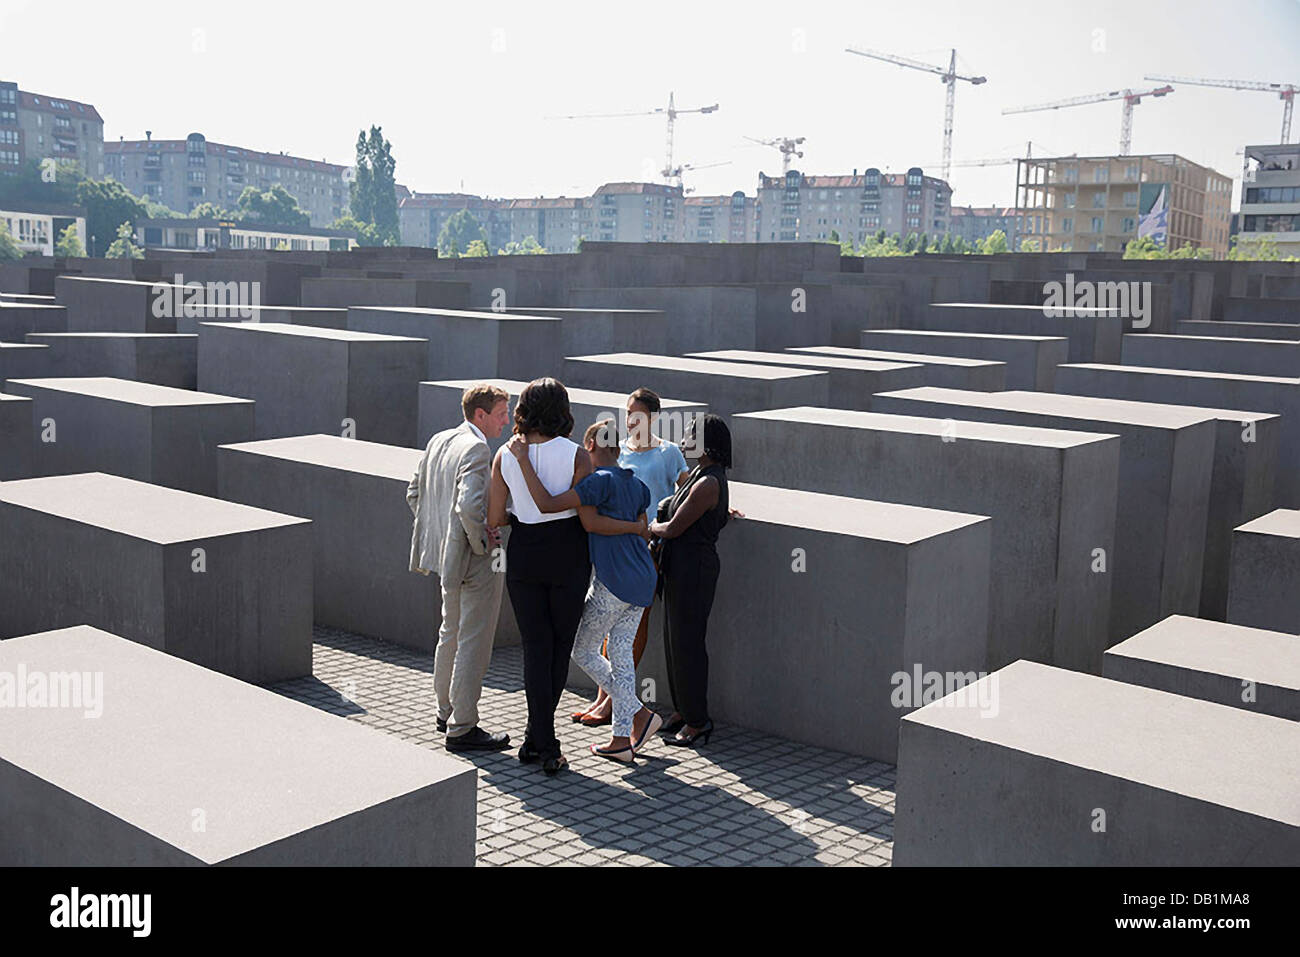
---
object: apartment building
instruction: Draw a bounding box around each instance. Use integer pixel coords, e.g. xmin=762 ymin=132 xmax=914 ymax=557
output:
xmin=949 ymin=205 xmax=1024 ymax=246
xmin=501 ymin=197 xmax=588 ymax=252
xmin=0 ymin=81 xmax=105 ymax=179
xmin=104 ymin=132 xmax=348 ymax=226
xmin=397 ymin=193 xmax=511 ymax=251
xmin=1015 ymin=153 xmax=1233 ymax=257
xmin=1239 ymin=143 xmax=1300 ymax=258
xmin=755 ymin=168 xmax=951 ymax=245
xmin=588 ymin=182 xmax=683 ymax=243
xmin=682 ymin=192 xmax=756 ymax=243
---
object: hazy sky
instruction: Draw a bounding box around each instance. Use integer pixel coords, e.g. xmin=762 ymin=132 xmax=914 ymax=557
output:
xmin=3 ymin=0 xmax=1297 ymax=207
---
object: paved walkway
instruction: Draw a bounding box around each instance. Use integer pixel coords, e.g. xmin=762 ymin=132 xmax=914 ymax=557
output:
xmin=271 ymin=626 xmax=896 ymax=866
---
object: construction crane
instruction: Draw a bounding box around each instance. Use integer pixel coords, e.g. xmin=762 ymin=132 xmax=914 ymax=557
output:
xmin=1003 ymin=85 xmax=1173 ymax=156
xmin=665 ymin=160 xmax=732 ymax=193
xmin=548 ymin=92 xmax=719 ymax=183
xmin=931 ymin=141 xmax=1061 ymax=168
xmin=844 ymin=46 xmax=986 ymax=182
xmin=744 ymin=136 xmax=805 ymax=174
xmin=1144 ymin=74 xmax=1298 ymax=143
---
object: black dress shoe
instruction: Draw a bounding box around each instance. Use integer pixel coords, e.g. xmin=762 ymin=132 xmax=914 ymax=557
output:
xmin=445 ymin=726 xmax=511 ymax=752
xmin=436 ymin=717 xmax=447 ymax=733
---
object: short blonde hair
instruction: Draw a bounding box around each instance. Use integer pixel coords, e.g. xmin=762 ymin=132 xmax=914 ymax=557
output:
xmin=461 ymin=383 xmax=509 ymax=420
xmin=583 ymin=417 xmax=618 ymax=451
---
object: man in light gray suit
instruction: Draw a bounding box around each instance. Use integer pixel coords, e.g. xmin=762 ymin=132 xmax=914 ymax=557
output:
xmin=408 ymin=383 xmax=512 ymax=751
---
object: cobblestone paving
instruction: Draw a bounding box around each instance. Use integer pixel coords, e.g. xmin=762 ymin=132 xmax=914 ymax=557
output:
xmin=270 ymin=626 xmax=896 ymax=866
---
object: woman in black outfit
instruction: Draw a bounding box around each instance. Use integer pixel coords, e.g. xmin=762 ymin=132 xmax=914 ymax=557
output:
xmin=648 ymin=413 xmax=732 ymax=748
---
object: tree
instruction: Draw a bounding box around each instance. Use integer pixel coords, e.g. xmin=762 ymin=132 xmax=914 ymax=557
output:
xmin=190 ymin=201 xmax=236 ymax=220
xmin=54 ymin=224 xmax=85 ymax=258
xmin=981 ymin=229 xmax=1009 ymax=255
xmin=235 ymin=184 xmax=309 ymax=228
xmin=349 ymin=126 xmax=400 ymax=246
xmin=0 ymin=220 xmax=23 ymax=261
xmin=940 ymin=233 xmax=955 ymax=254
xmin=76 ymin=178 xmax=147 ymax=257
xmin=329 ymin=213 xmax=381 ymax=246
xmin=0 ymin=158 xmax=84 ymax=207
xmin=903 ymin=232 xmax=918 ymax=254
xmin=464 ymin=239 xmax=490 ymax=257
xmin=1019 ymin=237 xmax=1041 ymax=253
xmin=829 ymin=229 xmax=841 ymax=244
xmin=437 ymin=209 xmax=487 ymax=258
xmin=104 ymin=221 xmax=143 ymax=259
xmin=839 ymin=233 xmax=858 ymax=256
xmin=500 ymin=235 xmax=547 ymax=255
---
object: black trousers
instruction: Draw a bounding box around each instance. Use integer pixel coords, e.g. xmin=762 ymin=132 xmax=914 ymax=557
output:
xmin=661 ymin=542 xmax=720 ymax=728
xmin=505 ymin=516 xmax=591 ymax=758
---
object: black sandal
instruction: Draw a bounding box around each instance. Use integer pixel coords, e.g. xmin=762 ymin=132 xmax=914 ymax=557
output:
xmin=663 ymin=720 xmax=713 ymax=748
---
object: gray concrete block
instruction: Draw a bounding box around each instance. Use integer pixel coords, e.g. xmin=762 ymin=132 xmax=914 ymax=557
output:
xmin=688 ymin=349 xmax=928 ymax=411
xmin=859 ymin=329 xmax=1069 ymax=390
xmin=25 ymin=333 xmax=197 ymax=388
xmin=0 ymin=302 xmax=66 ymax=341
xmin=0 ymin=342 xmax=52 ymax=382
xmin=216 ymin=435 xmax=449 ymax=652
xmin=790 ymin=344 xmax=1008 ymax=391
xmin=3 ymin=377 xmax=253 ymax=495
xmin=1104 ymin=615 xmax=1299 ymax=721
xmin=197 ymin=322 xmax=425 ymax=446
xmin=0 ymin=473 xmax=313 ymax=683
xmin=0 ymin=625 xmax=475 ymax=865
xmin=498 ymin=307 xmax=669 ymax=356
xmin=1224 ymin=296 xmax=1300 ymax=324
xmin=0 ymin=393 xmax=33 ymax=480
xmin=300 ymin=277 xmax=471 ymax=310
xmin=921 ymin=302 xmax=1124 ymax=364
xmin=635 ymin=482 xmax=992 ymax=764
xmin=870 ymin=387 xmax=1216 ymax=642
xmin=568 ymin=286 xmax=757 ymax=353
xmin=1054 ymin=363 xmax=1300 ymax=507
xmin=176 ymin=306 xmax=348 ymax=333
xmin=1176 ymin=319 xmax=1300 ymax=341
xmin=1228 ymin=508 xmax=1300 ymax=634
xmin=55 ymin=276 xmax=178 ymax=333
xmin=1121 ymin=333 xmax=1300 ymax=378
xmin=347 ymin=307 xmax=562 ymax=383
xmin=894 ymin=660 xmax=1300 ymax=865
xmin=730 ymin=407 xmax=1120 ymax=672
xmin=563 ymin=353 xmax=828 ymax=417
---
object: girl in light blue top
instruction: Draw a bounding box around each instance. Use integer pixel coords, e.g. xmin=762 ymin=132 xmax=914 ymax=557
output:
xmin=569 ymin=387 xmax=690 ymax=727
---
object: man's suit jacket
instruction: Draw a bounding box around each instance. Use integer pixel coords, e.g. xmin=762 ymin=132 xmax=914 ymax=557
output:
xmin=407 ymin=420 xmax=492 ymax=580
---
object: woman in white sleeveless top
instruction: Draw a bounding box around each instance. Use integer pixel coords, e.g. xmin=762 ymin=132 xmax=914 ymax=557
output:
xmin=487 ymin=378 xmax=641 ymax=775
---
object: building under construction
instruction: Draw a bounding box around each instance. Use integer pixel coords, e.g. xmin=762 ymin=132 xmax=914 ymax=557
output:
xmin=1014 ymin=153 xmax=1233 ymax=257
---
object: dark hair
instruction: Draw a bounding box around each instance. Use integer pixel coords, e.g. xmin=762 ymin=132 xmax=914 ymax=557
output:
xmin=689 ymin=413 xmax=732 ymax=469
xmin=514 ymin=377 xmax=574 ymax=438
xmin=627 ymin=387 xmax=661 ymax=415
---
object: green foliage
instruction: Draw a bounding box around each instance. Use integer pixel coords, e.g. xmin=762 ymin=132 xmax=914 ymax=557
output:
xmin=437 ymin=209 xmax=487 ymax=258
xmin=349 ymin=126 xmax=400 ymax=246
xmin=75 ymin=178 xmax=147 ymax=257
xmin=235 ymin=184 xmax=310 ymax=228
xmin=1226 ymin=235 xmax=1298 ymax=262
xmin=464 ymin=239 xmax=490 ymax=257
xmin=189 ymin=201 xmax=235 ymax=221
xmin=499 ymin=235 xmax=547 ymax=255
xmin=328 ymin=213 xmax=381 ymax=246
xmin=940 ymin=233 xmax=955 ymax=254
xmin=54 ymin=223 xmax=85 ymax=258
xmin=0 ymin=158 xmax=85 ymax=207
xmin=104 ymin=220 xmax=143 ymax=259
xmin=980 ymin=229 xmax=1009 ymax=255
xmin=0 ymin=220 xmax=23 ymax=261
xmin=917 ymin=233 xmax=929 ymax=255
xmin=1019 ymin=237 xmax=1041 ymax=253
xmin=839 ymin=233 xmax=857 ymax=256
